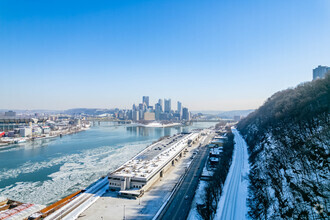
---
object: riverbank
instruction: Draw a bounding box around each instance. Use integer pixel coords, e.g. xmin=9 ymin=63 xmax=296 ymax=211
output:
xmin=0 ymin=127 xmax=89 ymax=148
xmin=0 ymin=122 xmax=217 ymax=206
xmin=78 ymin=131 xmax=212 ymax=220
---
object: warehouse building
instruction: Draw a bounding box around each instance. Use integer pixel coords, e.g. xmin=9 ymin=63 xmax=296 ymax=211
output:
xmin=108 ymin=132 xmax=200 ymax=198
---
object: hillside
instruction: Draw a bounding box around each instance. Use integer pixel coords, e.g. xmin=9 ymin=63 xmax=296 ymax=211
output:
xmin=237 ymin=75 xmax=329 ymax=219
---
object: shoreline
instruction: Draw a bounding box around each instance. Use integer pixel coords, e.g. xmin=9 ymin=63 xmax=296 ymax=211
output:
xmin=133 ymin=122 xmax=182 ymax=128
xmin=0 ymin=127 xmax=90 ymax=148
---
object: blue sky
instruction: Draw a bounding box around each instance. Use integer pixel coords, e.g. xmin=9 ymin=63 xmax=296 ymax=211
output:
xmin=1 ymin=0 xmax=329 ymax=110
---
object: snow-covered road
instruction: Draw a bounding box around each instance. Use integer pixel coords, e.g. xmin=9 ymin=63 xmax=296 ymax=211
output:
xmin=215 ymin=128 xmax=250 ymax=220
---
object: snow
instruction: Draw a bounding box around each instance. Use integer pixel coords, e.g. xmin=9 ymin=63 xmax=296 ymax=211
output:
xmin=187 ymin=180 xmax=208 ymax=220
xmin=201 ymin=166 xmax=213 ymax=177
xmin=62 ymin=184 xmax=109 ymax=220
xmin=78 ymin=140 xmax=205 ymax=220
xmin=0 ymin=140 xmax=154 ymax=205
xmin=214 ymin=128 xmax=250 ymax=220
xmin=45 ymin=178 xmax=109 ymax=220
xmin=134 ymin=122 xmax=182 ymax=128
xmin=111 ymin=133 xmax=198 ymax=180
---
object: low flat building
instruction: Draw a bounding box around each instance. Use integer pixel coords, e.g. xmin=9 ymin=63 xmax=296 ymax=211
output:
xmin=211 ymin=140 xmax=224 ymax=147
xmin=144 ymin=112 xmax=155 ymax=121
xmin=210 ymin=147 xmax=222 ymax=157
xmin=20 ymin=127 xmax=32 ymax=137
xmin=210 ymin=157 xmax=219 ymax=166
xmin=32 ymin=126 xmax=42 ymax=135
xmin=42 ymin=126 xmax=51 ymax=134
xmin=108 ymin=132 xmax=200 ymax=198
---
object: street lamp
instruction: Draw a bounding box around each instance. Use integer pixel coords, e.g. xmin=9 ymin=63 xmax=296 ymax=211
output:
xmin=123 ymin=205 xmax=125 ymax=220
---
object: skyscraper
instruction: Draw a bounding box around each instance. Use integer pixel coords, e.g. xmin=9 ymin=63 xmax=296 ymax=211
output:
xmin=182 ymin=107 xmax=190 ymax=121
xmin=313 ymin=65 xmax=330 ymax=80
xmin=132 ymin=104 xmax=137 ymax=111
xmin=158 ymin=99 xmax=163 ymax=112
xmin=155 ymin=103 xmax=162 ymax=120
xmin=164 ymin=99 xmax=171 ymax=113
xmin=142 ymin=96 xmax=150 ymax=107
xmin=132 ymin=110 xmax=139 ymax=121
xmin=177 ymin=101 xmax=182 ymax=114
xmin=139 ymin=109 xmax=144 ymax=120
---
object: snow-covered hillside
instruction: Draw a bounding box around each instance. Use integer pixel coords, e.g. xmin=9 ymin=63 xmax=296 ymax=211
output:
xmin=237 ymin=75 xmax=329 ymax=219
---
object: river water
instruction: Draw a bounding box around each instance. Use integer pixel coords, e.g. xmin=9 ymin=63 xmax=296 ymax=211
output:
xmin=0 ymin=122 xmax=215 ymax=205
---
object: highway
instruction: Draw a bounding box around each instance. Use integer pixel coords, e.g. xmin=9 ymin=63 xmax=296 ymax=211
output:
xmin=215 ymin=128 xmax=249 ymax=220
xmin=157 ymin=133 xmax=214 ymax=220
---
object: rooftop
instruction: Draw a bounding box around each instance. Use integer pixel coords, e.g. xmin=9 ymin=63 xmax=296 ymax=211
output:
xmin=109 ymin=132 xmax=199 ymax=180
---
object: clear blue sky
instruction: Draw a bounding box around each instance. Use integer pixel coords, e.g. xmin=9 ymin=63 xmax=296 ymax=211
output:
xmin=1 ymin=0 xmax=329 ymax=111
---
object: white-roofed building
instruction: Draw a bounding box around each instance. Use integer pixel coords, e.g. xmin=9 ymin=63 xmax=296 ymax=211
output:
xmin=108 ymin=132 xmax=201 ymax=198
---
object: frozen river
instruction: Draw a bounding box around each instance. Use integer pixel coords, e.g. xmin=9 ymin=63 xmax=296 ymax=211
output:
xmin=0 ymin=122 xmax=215 ymax=205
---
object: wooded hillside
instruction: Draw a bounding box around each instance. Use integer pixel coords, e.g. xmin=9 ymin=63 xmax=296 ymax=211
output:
xmin=237 ymin=74 xmax=329 ymax=219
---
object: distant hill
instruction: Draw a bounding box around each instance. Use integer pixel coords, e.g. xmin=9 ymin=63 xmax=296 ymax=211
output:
xmin=237 ymin=75 xmax=329 ymax=219
xmin=64 ymin=108 xmax=116 ymax=115
xmin=217 ymin=109 xmax=254 ymax=119
xmin=0 ymin=109 xmax=63 ymax=114
xmin=191 ymin=109 xmax=255 ymax=119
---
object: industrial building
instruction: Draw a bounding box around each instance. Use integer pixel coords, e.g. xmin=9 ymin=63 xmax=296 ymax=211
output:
xmin=0 ymin=117 xmax=41 ymax=131
xmin=108 ymin=131 xmax=201 ymax=198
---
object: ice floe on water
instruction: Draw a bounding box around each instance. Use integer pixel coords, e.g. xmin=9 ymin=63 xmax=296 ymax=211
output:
xmin=0 ymin=140 xmax=151 ymax=205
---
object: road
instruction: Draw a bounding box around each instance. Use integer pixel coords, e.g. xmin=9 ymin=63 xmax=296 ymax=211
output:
xmin=157 ymin=133 xmax=214 ymax=220
xmin=215 ymin=128 xmax=249 ymax=220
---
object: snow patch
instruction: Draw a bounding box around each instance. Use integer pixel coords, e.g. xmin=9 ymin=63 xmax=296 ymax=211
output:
xmin=187 ymin=180 xmax=208 ymax=220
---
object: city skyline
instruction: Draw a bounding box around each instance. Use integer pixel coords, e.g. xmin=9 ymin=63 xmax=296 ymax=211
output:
xmin=130 ymin=96 xmax=190 ymax=121
xmin=1 ymin=0 xmax=330 ymax=110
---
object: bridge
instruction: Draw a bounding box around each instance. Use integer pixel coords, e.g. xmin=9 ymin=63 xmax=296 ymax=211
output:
xmin=86 ymin=117 xmax=132 ymax=124
xmin=86 ymin=118 xmax=234 ymax=124
xmin=190 ymin=119 xmax=234 ymax=122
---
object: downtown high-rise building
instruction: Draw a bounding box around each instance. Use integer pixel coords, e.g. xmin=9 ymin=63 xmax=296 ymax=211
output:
xmin=164 ymin=99 xmax=171 ymax=113
xmin=132 ymin=104 xmax=137 ymax=111
xmin=158 ymin=99 xmax=163 ymax=112
xmin=132 ymin=110 xmax=139 ymax=121
xmin=131 ymin=96 xmax=190 ymax=122
xmin=138 ymin=103 xmax=144 ymax=111
xmin=142 ymin=96 xmax=150 ymax=107
xmin=182 ymin=107 xmax=190 ymax=121
xmin=177 ymin=101 xmax=182 ymax=114
xmin=155 ymin=103 xmax=162 ymax=120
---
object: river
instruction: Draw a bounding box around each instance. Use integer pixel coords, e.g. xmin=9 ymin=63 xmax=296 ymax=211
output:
xmin=0 ymin=122 xmax=216 ymax=205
